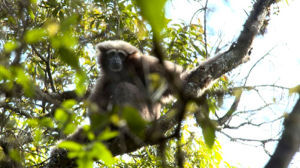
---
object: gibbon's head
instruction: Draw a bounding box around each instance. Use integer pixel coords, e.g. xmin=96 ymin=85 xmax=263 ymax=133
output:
xmin=96 ymin=40 xmax=140 ymax=72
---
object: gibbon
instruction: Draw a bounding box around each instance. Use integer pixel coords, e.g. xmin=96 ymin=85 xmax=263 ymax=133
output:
xmin=88 ymin=40 xmax=184 ymax=123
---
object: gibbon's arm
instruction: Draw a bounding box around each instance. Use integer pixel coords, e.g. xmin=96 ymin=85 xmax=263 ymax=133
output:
xmin=88 ymin=77 xmax=110 ymax=114
xmin=140 ymin=54 xmax=184 ymax=76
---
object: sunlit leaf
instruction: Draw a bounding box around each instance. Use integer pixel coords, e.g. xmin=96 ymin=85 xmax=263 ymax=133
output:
xmin=46 ymin=22 xmax=60 ymax=36
xmin=58 ymin=47 xmax=79 ymax=69
xmin=135 ymin=0 xmax=167 ymax=35
xmin=30 ymin=0 xmax=37 ymax=4
xmin=9 ymin=149 xmax=22 ymax=162
xmin=68 ymin=150 xmax=85 ymax=159
xmin=0 ymin=66 xmax=12 ymax=79
xmin=58 ymin=141 xmax=83 ymax=151
xmin=110 ymin=113 xmax=123 ymax=127
xmin=55 ymin=108 xmax=68 ymax=123
xmin=27 ymin=118 xmax=39 ymax=127
xmin=64 ymin=122 xmax=76 ymax=134
xmin=122 ymin=106 xmax=147 ymax=137
xmin=75 ymin=71 xmax=88 ymax=96
xmin=40 ymin=117 xmax=54 ymax=128
xmin=4 ymin=40 xmax=19 ymax=52
xmin=202 ymin=125 xmax=216 ymax=148
xmin=15 ymin=68 xmax=35 ymax=97
xmin=91 ymin=142 xmax=114 ymax=166
xmin=97 ymin=128 xmax=119 ymax=141
xmin=29 ymin=10 xmax=35 ymax=20
xmin=62 ymin=99 xmax=77 ymax=109
xmin=77 ymin=156 xmax=93 ymax=168
xmin=34 ymin=129 xmax=43 ymax=143
xmin=61 ymin=15 xmax=79 ymax=32
xmin=24 ymin=28 xmax=48 ymax=43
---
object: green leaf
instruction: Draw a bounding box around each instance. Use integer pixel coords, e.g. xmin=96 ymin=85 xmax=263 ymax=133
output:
xmin=4 ymin=40 xmax=19 ymax=52
xmin=122 ymin=106 xmax=147 ymax=137
xmin=39 ymin=117 xmax=54 ymax=128
xmin=75 ymin=71 xmax=88 ymax=96
xmin=0 ymin=66 xmax=12 ymax=79
xmin=77 ymin=155 xmax=93 ymax=168
xmin=30 ymin=0 xmax=37 ymax=4
xmin=29 ymin=9 xmax=35 ymax=20
xmin=97 ymin=128 xmax=119 ymax=141
xmin=24 ymin=28 xmax=47 ymax=43
xmin=68 ymin=150 xmax=85 ymax=159
xmin=91 ymin=142 xmax=114 ymax=166
xmin=55 ymin=108 xmax=68 ymax=123
xmin=15 ymin=68 xmax=35 ymax=97
xmin=34 ymin=129 xmax=43 ymax=143
xmin=58 ymin=141 xmax=83 ymax=151
xmin=51 ymin=31 xmax=77 ymax=49
xmin=64 ymin=122 xmax=76 ymax=135
xmin=61 ymin=15 xmax=79 ymax=32
xmin=58 ymin=47 xmax=79 ymax=69
xmin=9 ymin=149 xmax=22 ymax=162
xmin=27 ymin=118 xmax=39 ymax=127
xmin=61 ymin=99 xmax=77 ymax=109
xmin=90 ymin=113 xmax=111 ymax=132
xmin=135 ymin=0 xmax=167 ymax=35
xmin=202 ymin=125 xmax=216 ymax=148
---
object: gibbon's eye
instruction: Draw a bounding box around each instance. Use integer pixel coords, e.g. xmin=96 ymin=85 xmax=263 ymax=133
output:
xmin=117 ymin=50 xmax=127 ymax=60
xmin=106 ymin=50 xmax=117 ymax=57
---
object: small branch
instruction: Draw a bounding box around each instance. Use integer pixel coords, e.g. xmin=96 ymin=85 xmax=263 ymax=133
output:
xmin=220 ymin=131 xmax=278 ymax=144
xmin=32 ymin=46 xmax=47 ymax=62
xmin=46 ymin=44 xmax=56 ymax=93
xmin=244 ymin=46 xmax=275 ymax=85
xmin=203 ymin=0 xmax=209 ymax=58
xmin=218 ymin=89 xmax=242 ymax=125
xmin=234 ymin=103 xmax=273 ymax=115
xmin=224 ymin=116 xmax=283 ymax=129
xmin=32 ymin=45 xmax=56 ymax=93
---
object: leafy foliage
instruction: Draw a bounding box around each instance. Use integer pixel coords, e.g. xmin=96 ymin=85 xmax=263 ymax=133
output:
xmin=115 ymin=125 xmax=233 ymax=168
xmin=0 ymin=0 xmax=234 ymax=167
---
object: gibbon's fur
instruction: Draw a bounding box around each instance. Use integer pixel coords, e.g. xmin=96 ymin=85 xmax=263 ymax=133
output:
xmin=88 ymin=40 xmax=184 ymax=123
xmin=47 ymin=41 xmax=185 ymax=168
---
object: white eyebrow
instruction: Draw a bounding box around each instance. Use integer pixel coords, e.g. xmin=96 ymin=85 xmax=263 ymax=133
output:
xmin=117 ymin=50 xmax=127 ymax=56
xmin=106 ymin=49 xmax=117 ymax=54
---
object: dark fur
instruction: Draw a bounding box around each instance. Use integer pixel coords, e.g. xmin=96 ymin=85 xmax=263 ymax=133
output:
xmin=47 ymin=41 xmax=184 ymax=167
xmin=88 ymin=40 xmax=183 ymax=122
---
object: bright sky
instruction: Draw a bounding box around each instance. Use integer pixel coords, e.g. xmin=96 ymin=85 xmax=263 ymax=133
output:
xmin=167 ymin=0 xmax=300 ymax=167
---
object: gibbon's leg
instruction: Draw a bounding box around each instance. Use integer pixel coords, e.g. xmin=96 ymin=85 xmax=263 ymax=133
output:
xmin=112 ymin=82 xmax=158 ymax=121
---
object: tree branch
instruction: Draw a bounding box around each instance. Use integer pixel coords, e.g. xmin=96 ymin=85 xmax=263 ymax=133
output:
xmin=265 ymin=98 xmax=300 ymax=168
xmin=183 ymin=0 xmax=275 ymax=98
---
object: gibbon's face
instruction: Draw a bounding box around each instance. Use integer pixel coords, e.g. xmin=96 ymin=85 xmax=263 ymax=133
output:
xmin=105 ymin=49 xmax=127 ymax=72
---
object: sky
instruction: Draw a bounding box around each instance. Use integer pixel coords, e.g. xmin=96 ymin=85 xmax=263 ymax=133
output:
xmin=167 ymin=0 xmax=300 ymax=167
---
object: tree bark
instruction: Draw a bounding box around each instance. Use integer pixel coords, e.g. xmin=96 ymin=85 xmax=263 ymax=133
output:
xmin=265 ymin=98 xmax=300 ymax=168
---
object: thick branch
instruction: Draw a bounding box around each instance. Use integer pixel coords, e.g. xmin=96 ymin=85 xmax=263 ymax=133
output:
xmin=265 ymin=98 xmax=300 ymax=168
xmin=183 ymin=0 xmax=274 ymax=97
